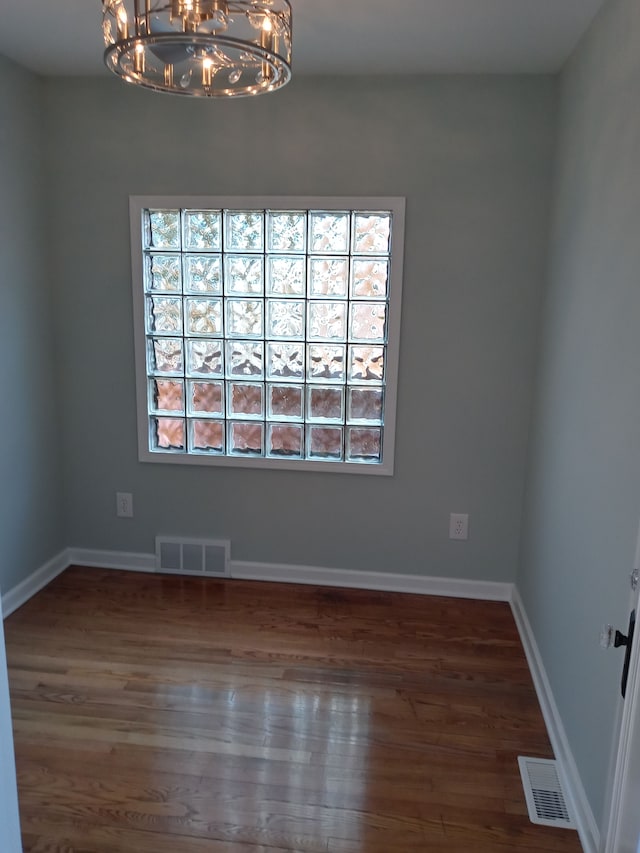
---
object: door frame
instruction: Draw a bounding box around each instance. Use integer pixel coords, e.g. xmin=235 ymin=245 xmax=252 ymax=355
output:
xmin=604 ymin=530 xmax=640 ymax=853
xmin=0 ymin=595 xmax=22 ymax=853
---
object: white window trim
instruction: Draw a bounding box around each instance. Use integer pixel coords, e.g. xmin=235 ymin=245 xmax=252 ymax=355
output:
xmin=129 ymin=195 xmax=405 ymax=475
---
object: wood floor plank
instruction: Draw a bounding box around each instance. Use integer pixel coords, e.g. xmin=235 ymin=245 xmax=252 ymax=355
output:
xmin=5 ymin=566 xmax=584 ymax=852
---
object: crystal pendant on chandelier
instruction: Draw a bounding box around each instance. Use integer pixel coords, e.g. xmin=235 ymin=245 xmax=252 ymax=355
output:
xmin=102 ymin=0 xmax=292 ymax=97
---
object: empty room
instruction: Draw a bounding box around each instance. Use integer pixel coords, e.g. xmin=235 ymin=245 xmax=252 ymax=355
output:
xmin=1 ymin=0 xmax=640 ymax=851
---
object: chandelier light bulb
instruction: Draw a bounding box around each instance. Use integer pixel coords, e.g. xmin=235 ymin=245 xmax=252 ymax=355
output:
xmin=116 ymin=4 xmax=128 ymax=38
xmin=260 ymin=14 xmax=273 ymax=51
xmin=202 ymin=56 xmax=214 ymax=87
xmin=133 ymin=42 xmax=145 ymax=74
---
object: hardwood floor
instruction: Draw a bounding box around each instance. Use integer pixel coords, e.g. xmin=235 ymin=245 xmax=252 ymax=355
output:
xmin=4 ymin=566 xmax=583 ymax=853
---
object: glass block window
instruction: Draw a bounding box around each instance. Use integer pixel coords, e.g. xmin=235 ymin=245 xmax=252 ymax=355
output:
xmin=131 ymin=197 xmax=405 ymax=474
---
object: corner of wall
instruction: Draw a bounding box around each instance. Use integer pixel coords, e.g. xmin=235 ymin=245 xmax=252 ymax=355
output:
xmin=510 ymin=585 xmax=600 ymax=853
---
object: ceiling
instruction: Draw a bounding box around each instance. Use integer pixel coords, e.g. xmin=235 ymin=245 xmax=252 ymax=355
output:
xmin=0 ymin=0 xmax=607 ymax=78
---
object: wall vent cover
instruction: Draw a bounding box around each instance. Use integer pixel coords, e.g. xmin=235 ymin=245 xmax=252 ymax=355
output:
xmin=155 ymin=537 xmax=230 ymax=577
xmin=517 ymin=756 xmax=575 ymax=829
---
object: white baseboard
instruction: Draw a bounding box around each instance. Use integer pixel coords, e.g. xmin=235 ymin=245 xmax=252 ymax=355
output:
xmin=510 ymin=587 xmax=600 ymax=853
xmin=231 ymin=560 xmax=513 ymax=601
xmin=3 ymin=548 xmax=512 ymax=621
xmin=66 ymin=548 xmax=156 ymax=573
xmin=66 ymin=551 xmax=513 ymax=601
xmin=2 ymin=549 xmax=155 ymax=619
xmin=1 ymin=549 xmax=69 ymax=618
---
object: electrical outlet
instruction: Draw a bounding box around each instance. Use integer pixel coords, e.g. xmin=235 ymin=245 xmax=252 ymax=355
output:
xmin=116 ymin=492 xmax=133 ymax=518
xmin=449 ymin=513 xmax=469 ymax=540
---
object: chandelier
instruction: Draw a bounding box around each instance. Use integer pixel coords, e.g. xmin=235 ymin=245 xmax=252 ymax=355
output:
xmin=102 ymin=1 xmax=292 ymax=97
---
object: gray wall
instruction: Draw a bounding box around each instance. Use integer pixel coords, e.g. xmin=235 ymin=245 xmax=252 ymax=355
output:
xmin=0 ymin=55 xmax=63 ymax=592
xmin=44 ymin=74 xmax=556 ymax=578
xmin=518 ymin=0 xmax=640 ymax=828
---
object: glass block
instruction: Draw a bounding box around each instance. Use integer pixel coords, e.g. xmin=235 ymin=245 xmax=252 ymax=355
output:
xmin=151 ymin=416 xmax=185 ymax=451
xmin=349 ymin=303 xmax=387 ymax=342
xmin=150 ymin=378 xmax=184 ymax=413
xmin=184 ymin=255 xmax=222 ymax=294
xmin=147 ymin=210 xmax=180 ymax=250
xmin=267 ymin=342 xmax=304 ymax=379
xmin=228 ymin=382 xmax=264 ymax=419
xmin=183 ymin=210 xmax=222 ymax=251
xmin=267 ymin=256 xmax=306 ymax=296
xmin=146 ymin=254 xmax=182 ymax=292
xmin=188 ymin=380 xmax=224 ymax=416
xmin=307 ymin=426 xmax=343 ymax=461
xmin=148 ymin=338 xmax=184 ymax=376
xmin=226 ymin=299 xmax=263 ymax=338
xmin=146 ymin=296 xmax=182 ymax=335
xmin=268 ymin=424 xmax=303 ymax=458
xmin=347 ymin=387 xmax=383 ymax=424
xmin=308 ymin=302 xmax=347 ymax=341
xmin=224 ymin=256 xmax=264 ymax=295
xmin=186 ymin=339 xmax=223 ymax=377
xmin=190 ymin=419 xmax=224 ymax=454
xmin=225 ymin=211 xmax=264 ymax=252
xmin=350 ymin=259 xmax=389 ymax=299
xmin=352 ymin=213 xmax=391 ymax=255
xmin=346 ymin=427 xmax=382 ymax=462
xmin=309 ymin=211 xmax=350 ymax=254
xmin=267 ymin=300 xmax=305 ymax=340
xmin=226 ymin=340 xmax=264 ymax=377
xmin=349 ymin=345 xmax=385 ymax=382
xmin=267 ymin=211 xmax=306 ymax=252
xmin=185 ymin=298 xmax=223 ymax=336
xmin=307 ymin=386 xmax=344 ymax=422
xmin=268 ymin=384 xmax=303 ymax=420
xmin=307 ymin=344 xmax=346 ymax=383
xmin=309 ymin=258 xmax=348 ymax=298
xmin=228 ymin=421 xmax=264 ymax=455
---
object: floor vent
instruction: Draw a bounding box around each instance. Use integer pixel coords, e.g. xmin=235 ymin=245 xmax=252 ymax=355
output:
xmin=155 ymin=537 xmax=230 ymax=577
xmin=517 ymin=757 xmax=575 ymax=829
